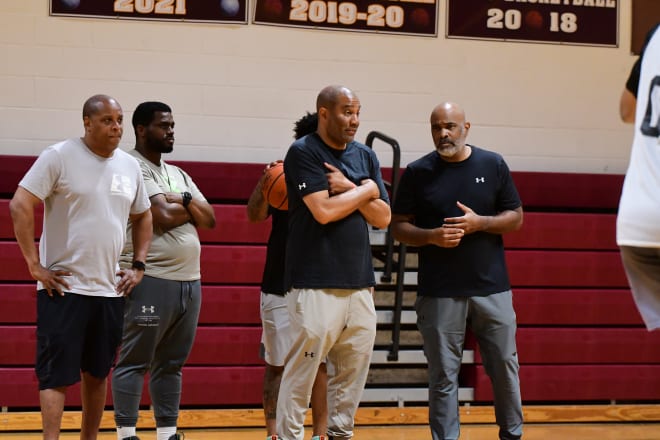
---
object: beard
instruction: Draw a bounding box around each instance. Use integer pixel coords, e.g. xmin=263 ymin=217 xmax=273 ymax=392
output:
xmin=147 ymin=137 xmax=174 ymax=153
xmin=160 ymin=143 xmax=174 ymax=153
xmin=436 ymin=141 xmax=460 ymax=158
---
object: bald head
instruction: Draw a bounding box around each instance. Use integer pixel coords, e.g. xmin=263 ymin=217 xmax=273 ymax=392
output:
xmin=316 ymin=85 xmax=357 ymax=112
xmin=430 ymin=102 xmax=466 ymax=124
xmin=81 ymin=94 xmax=124 ymax=158
xmin=315 ymin=85 xmax=361 ymax=150
xmin=83 ymin=94 xmax=121 ymax=119
xmin=429 ymin=101 xmax=471 ymax=162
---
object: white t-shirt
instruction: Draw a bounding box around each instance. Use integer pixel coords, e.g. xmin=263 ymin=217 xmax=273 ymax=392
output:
xmin=617 ymin=26 xmax=660 ymax=247
xmin=19 ymin=138 xmax=151 ymax=296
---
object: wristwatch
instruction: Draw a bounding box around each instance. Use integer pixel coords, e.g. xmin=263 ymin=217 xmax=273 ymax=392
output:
xmin=131 ymin=260 xmax=146 ymax=271
xmin=182 ymin=191 xmax=192 ymax=208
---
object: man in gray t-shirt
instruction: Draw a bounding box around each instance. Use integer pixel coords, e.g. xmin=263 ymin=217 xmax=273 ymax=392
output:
xmin=9 ymin=94 xmax=152 ymax=440
xmin=112 ymin=102 xmax=216 ymax=440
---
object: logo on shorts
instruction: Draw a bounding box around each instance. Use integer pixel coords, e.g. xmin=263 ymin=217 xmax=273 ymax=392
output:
xmin=475 ymin=177 xmax=485 ymax=183
xmin=142 ymin=305 xmax=155 ymax=314
xmin=304 ymin=351 xmax=315 ymax=358
xmin=298 ymin=182 xmax=307 ymax=191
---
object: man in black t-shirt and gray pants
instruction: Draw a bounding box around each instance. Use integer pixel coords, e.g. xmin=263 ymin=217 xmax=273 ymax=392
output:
xmin=392 ymin=102 xmax=524 ymax=440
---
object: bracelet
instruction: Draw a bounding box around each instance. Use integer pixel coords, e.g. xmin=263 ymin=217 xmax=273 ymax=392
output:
xmin=131 ymin=260 xmax=146 ymax=271
xmin=182 ymin=191 xmax=192 ymax=208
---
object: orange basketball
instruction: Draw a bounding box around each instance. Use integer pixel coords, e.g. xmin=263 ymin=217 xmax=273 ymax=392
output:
xmin=261 ymin=162 xmax=288 ymax=210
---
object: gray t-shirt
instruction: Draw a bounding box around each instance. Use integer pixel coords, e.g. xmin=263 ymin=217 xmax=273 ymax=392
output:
xmin=120 ymin=149 xmax=206 ymax=281
xmin=19 ymin=138 xmax=151 ymax=297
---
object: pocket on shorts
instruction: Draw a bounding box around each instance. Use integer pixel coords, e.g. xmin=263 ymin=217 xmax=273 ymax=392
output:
xmin=261 ymin=293 xmax=287 ymax=313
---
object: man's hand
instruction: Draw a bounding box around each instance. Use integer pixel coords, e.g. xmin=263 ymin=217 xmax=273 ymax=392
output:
xmin=359 ymin=178 xmax=381 ymax=199
xmin=30 ymin=263 xmax=71 ymax=297
xmin=325 ymin=162 xmax=356 ymax=195
xmin=115 ymin=268 xmax=144 ymax=297
xmin=164 ymin=192 xmax=184 ymax=205
xmin=443 ymin=201 xmax=489 ymax=235
xmin=428 ymin=226 xmax=464 ymax=248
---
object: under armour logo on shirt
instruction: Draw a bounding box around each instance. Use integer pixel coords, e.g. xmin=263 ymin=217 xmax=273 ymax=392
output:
xmin=475 ymin=177 xmax=485 ymax=183
xmin=110 ymin=173 xmax=133 ymax=196
xmin=142 ymin=305 xmax=155 ymax=314
xmin=298 ymin=182 xmax=307 ymax=190
xmin=304 ymin=351 xmax=315 ymax=358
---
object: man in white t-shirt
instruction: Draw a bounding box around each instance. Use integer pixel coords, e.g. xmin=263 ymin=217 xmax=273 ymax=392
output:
xmin=617 ymin=23 xmax=660 ymax=331
xmin=9 ymin=94 xmax=153 ymax=440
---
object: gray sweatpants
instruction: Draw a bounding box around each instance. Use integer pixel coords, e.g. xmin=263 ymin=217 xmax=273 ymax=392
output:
xmin=112 ymin=275 xmax=201 ymax=428
xmin=416 ymin=291 xmax=523 ymax=440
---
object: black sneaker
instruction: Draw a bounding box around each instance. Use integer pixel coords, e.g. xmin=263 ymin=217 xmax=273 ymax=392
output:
xmin=168 ymin=433 xmax=185 ymax=440
xmin=121 ymin=437 xmax=140 ymax=440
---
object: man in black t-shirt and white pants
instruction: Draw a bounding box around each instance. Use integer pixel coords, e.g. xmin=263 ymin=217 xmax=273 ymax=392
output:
xmin=247 ymin=112 xmax=329 ymax=440
xmin=277 ymin=85 xmax=391 ymax=440
xmin=392 ymin=102 xmax=524 ymax=440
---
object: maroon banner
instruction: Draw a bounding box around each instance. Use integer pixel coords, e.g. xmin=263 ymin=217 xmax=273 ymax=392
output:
xmin=253 ymin=0 xmax=437 ymax=36
xmin=447 ymin=0 xmax=618 ymax=47
xmin=50 ymin=0 xmax=247 ymax=24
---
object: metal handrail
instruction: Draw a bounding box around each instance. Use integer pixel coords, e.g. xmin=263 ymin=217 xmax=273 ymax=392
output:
xmin=388 ymin=242 xmax=407 ymax=361
xmin=365 ymin=131 xmax=401 ymax=283
xmin=364 ymin=131 xmax=405 ymax=361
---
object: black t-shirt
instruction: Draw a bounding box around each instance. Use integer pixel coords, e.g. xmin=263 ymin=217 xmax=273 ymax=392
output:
xmin=261 ymin=208 xmax=287 ymax=295
xmin=393 ymin=146 xmax=521 ymax=297
xmin=283 ymin=133 xmax=390 ymax=290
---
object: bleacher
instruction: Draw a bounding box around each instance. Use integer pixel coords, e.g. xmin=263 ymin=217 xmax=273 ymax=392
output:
xmin=1 ymin=152 xmax=660 ymax=421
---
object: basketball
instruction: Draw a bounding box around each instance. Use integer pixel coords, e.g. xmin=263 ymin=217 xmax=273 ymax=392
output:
xmin=262 ymin=162 xmax=288 ymax=210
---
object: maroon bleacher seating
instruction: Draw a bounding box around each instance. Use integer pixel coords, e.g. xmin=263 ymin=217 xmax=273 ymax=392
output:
xmin=0 ymin=154 xmax=656 ymax=408
xmin=0 ymin=242 xmax=267 ymax=284
xmin=472 ymin=328 xmax=660 ymax=364
xmin=506 ymin=250 xmax=627 ymax=288
xmin=0 ymin=285 xmax=37 ymax=323
xmin=0 ymin=366 xmax=265 ymax=407
xmin=511 ymin=171 xmax=624 ymax=210
xmin=0 ymin=325 xmax=263 ymax=366
xmin=504 ymin=212 xmax=617 ymax=250
xmin=187 ymin=327 xmax=262 ymax=365
xmin=0 ymin=285 xmax=260 ymax=325
xmin=198 ymin=285 xmax=261 ymax=325
xmin=474 ymin=365 xmax=660 ymax=402
xmin=0 ymin=241 xmax=628 ymax=289
xmin=513 ymin=288 xmax=643 ymax=325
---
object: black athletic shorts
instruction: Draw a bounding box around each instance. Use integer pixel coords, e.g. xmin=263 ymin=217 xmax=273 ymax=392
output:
xmin=35 ymin=290 xmax=124 ymax=390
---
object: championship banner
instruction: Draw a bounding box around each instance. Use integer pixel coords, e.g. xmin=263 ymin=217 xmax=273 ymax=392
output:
xmin=253 ymin=0 xmax=438 ymax=37
xmin=447 ymin=0 xmax=618 ymax=47
xmin=50 ymin=0 xmax=248 ymax=24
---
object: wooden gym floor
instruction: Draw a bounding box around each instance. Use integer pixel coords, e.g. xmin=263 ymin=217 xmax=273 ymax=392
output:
xmin=2 ymin=406 xmax=660 ymax=439
xmin=3 ymin=424 xmax=660 ymax=440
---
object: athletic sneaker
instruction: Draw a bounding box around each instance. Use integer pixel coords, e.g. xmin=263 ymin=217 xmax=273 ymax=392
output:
xmin=311 ymin=436 xmax=327 ymax=440
xmin=266 ymin=436 xmax=279 ymax=440
xmin=168 ymin=434 xmax=185 ymax=440
xmin=121 ymin=437 xmax=140 ymax=440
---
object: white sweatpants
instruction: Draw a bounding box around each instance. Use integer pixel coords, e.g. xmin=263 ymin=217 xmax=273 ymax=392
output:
xmin=276 ymin=288 xmax=377 ymax=440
